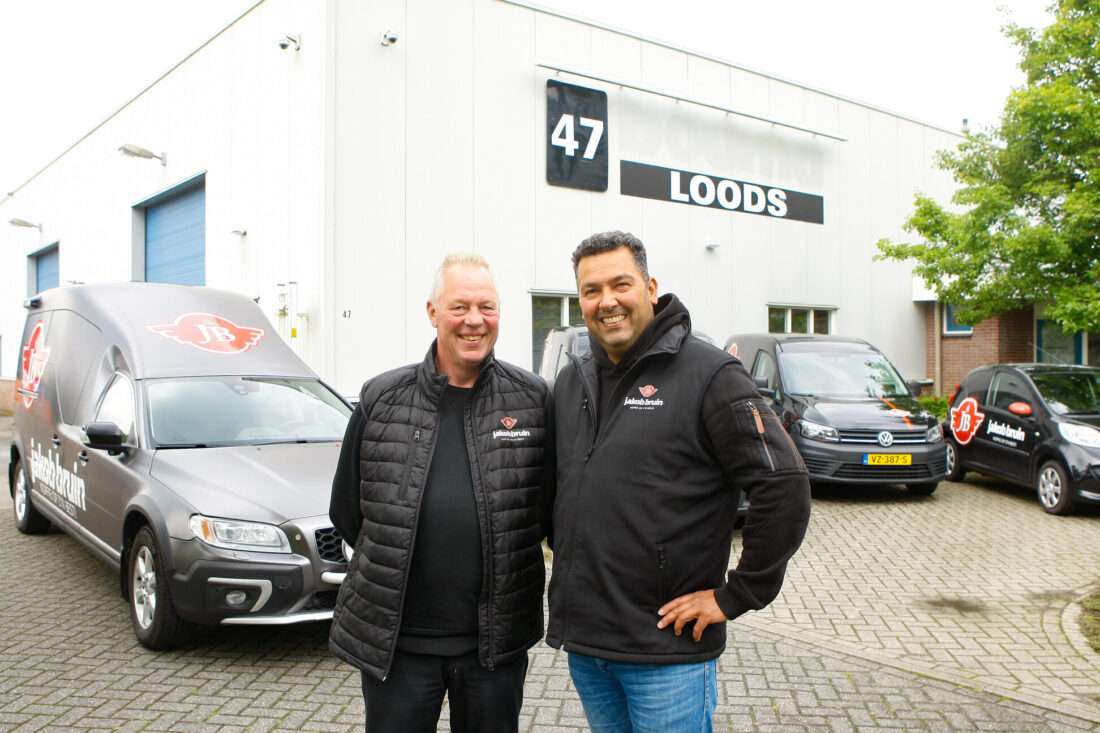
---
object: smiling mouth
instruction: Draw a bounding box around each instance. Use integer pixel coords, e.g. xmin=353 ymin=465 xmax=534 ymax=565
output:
xmin=600 ymin=314 xmax=627 ymax=325
xmin=460 ymin=335 xmax=483 ymax=342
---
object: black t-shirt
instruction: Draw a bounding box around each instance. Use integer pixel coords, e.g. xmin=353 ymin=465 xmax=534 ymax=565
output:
xmin=397 ymin=385 xmax=483 ymax=655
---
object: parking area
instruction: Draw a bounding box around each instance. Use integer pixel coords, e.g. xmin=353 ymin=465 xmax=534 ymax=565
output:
xmin=2 ymin=413 xmax=1099 ymax=731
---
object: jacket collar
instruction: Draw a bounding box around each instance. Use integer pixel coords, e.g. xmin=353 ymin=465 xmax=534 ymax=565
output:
xmin=417 ymin=340 xmax=496 ymax=399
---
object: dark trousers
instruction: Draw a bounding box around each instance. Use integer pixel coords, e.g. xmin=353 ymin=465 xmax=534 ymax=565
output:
xmin=360 ymin=648 xmax=527 ymax=733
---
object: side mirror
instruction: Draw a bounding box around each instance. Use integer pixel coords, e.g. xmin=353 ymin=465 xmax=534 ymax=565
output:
xmin=1008 ymin=401 xmax=1033 ymax=417
xmin=906 ymin=379 xmax=923 ymax=397
xmin=753 ymin=376 xmax=776 ymax=400
xmin=84 ymin=421 xmax=130 ymax=456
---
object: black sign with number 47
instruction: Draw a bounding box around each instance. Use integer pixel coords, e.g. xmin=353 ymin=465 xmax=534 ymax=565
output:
xmin=546 ymin=80 xmax=608 ymax=192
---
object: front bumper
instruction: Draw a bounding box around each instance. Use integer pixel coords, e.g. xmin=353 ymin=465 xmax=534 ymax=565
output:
xmin=166 ymin=518 xmax=346 ymax=626
xmin=794 ymin=433 xmax=947 ymax=485
xmin=1057 ymin=444 xmax=1100 ymax=505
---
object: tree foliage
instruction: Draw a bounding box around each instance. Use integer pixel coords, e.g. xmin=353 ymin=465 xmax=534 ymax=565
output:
xmin=877 ymin=0 xmax=1100 ymax=330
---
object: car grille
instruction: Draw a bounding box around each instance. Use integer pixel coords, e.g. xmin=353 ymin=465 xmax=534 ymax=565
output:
xmin=804 ymin=455 xmax=946 ymax=481
xmin=836 ymin=429 xmax=928 ymax=445
xmin=302 ymin=590 xmax=339 ymax=610
xmin=315 ymin=527 xmax=346 ymax=564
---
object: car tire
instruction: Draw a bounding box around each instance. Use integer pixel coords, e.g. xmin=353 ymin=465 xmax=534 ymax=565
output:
xmin=129 ymin=525 xmax=193 ymax=649
xmin=944 ymin=440 xmax=966 ymax=482
xmin=11 ymin=458 xmax=50 ymax=534
xmin=1037 ymin=460 xmax=1076 ymax=516
xmin=906 ymin=482 xmax=938 ymax=496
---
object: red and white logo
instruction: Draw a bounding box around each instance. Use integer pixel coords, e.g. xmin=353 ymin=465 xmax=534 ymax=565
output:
xmin=727 ymin=343 xmax=738 ymax=357
xmin=146 ymin=312 xmax=265 ymax=355
xmin=949 ymin=397 xmax=986 ymax=446
xmin=638 ymin=385 xmax=659 ymax=398
xmin=19 ymin=320 xmax=51 ymax=409
xmin=500 ymin=417 xmax=518 ymax=429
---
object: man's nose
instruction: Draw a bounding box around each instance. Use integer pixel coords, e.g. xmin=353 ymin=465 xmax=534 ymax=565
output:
xmin=598 ymin=289 xmax=618 ymax=312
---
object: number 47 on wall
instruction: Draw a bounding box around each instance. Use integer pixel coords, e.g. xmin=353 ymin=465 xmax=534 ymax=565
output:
xmin=551 ymin=114 xmax=604 ymax=159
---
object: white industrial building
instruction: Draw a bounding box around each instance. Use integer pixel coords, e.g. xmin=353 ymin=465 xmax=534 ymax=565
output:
xmin=0 ymin=0 xmax=961 ymax=399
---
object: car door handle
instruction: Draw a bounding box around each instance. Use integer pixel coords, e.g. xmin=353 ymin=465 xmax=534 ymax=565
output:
xmin=79 ymin=451 xmax=90 ymax=465
xmin=51 ymin=435 xmax=61 ymax=447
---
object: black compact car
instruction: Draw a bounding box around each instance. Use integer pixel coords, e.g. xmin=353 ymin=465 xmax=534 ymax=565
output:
xmin=724 ymin=334 xmax=946 ymax=495
xmin=10 ymin=283 xmax=353 ymax=648
xmin=944 ymin=363 xmax=1100 ymax=515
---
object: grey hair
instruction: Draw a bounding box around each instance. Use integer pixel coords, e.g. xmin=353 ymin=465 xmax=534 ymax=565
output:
xmin=571 ymin=231 xmax=649 ymax=280
xmin=429 ymin=252 xmax=496 ymax=305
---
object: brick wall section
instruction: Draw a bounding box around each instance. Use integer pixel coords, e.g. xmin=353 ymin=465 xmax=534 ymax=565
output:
xmin=924 ymin=304 xmax=1035 ymax=395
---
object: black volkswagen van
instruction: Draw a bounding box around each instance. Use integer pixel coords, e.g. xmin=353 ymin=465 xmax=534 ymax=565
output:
xmin=724 ymin=334 xmax=946 ymax=495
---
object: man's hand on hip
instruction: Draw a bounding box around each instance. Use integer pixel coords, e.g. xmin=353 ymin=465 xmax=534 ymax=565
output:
xmin=657 ymin=590 xmax=728 ymax=642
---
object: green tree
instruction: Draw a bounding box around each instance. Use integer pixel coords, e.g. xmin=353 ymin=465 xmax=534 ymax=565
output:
xmin=877 ymin=0 xmax=1100 ymax=331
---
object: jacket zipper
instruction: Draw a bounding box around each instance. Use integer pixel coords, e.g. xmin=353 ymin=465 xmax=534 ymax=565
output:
xmin=464 ymin=396 xmax=496 ymax=671
xmin=747 ymin=401 xmax=776 ymax=471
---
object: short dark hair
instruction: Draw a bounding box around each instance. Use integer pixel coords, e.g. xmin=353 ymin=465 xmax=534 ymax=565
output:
xmin=571 ymin=231 xmax=649 ymax=280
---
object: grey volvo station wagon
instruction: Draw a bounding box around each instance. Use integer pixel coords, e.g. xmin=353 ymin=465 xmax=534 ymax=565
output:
xmin=9 ymin=283 xmax=352 ymax=648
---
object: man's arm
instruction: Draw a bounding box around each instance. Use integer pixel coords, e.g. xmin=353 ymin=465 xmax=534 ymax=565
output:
xmin=658 ymin=360 xmax=810 ymax=638
xmin=329 ymin=405 xmax=366 ymax=546
xmin=540 ymin=387 xmax=556 ymax=549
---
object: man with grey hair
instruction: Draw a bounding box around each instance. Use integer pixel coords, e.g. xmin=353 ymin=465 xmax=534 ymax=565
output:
xmin=329 ymin=253 xmax=553 ymax=733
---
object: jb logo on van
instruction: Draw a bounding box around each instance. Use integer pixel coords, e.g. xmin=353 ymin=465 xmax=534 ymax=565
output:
xmin=949 ymin=397 xmax=986 ymax=446
xmin=19 ymin=320 xmax=51 ymax=409
xmin=147 ymin=313 xmax=265 ymax=355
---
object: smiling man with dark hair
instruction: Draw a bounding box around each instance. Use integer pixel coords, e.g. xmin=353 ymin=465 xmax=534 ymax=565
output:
xmin=547 ymin=231 xmax=811 ymax=732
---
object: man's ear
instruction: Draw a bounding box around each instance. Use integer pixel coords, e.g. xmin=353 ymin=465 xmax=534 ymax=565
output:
xmin=648 ymin=277 xmax=658 ymax=305
xmin=426 ymin=300 xmax=438 ymax=328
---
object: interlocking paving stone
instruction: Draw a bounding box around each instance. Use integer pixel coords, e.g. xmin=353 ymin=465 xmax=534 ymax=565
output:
xmin=1 ymin=414 xmax=1099 ymax=730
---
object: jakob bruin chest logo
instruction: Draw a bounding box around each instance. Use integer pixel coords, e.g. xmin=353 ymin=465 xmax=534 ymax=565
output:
xmin=493 ymin=416 xmax=530 ymax=441
xmin=624 ymin=384 xmax=664 ymax=410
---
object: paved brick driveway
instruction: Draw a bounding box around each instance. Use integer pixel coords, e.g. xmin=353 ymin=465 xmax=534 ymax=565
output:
xmin=1 ymin=414 xmax=1098 ymax=731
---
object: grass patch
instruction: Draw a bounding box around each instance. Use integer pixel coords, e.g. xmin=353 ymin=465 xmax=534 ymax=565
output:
xmin=917 ymin=395 xmax=950 ymax=421
xmin=1081 ymin=590 xmax=1100 ymax=655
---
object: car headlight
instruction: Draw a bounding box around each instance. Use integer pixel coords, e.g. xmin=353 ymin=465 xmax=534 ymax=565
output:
xmin=925 ymin=424 xmax=943 ymax=443
xmin=189 ymin=515 xmax=291 ymax=553
xmin=1059 ymin=422 xmax=1100 ymax=448
xmin=797 ymin=419 xmax=839 ymax=442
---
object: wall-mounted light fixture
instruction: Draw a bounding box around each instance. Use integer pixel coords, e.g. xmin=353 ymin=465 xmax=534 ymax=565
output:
xmin=119 ymin=143 xmax=167 ymax=166
xmin=705 ymin=243 xmax=722 ymax=251
xmin=278 ymin=34 xmax=301 ymax=51
xmin=380 ymin=30 xmax=399 ymax=46
xmin=230 ymin=229 xmax=247 ymax=236
xmin=9 ymin=218 xmax=42 ymax=230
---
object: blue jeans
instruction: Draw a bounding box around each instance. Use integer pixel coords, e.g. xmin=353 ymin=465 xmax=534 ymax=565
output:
xmin=567 ymin=653 xmax=717 ymax=733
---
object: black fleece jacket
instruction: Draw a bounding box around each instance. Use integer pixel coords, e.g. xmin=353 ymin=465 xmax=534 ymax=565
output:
xmin=545 ymin=294 xmax=811 ymax=663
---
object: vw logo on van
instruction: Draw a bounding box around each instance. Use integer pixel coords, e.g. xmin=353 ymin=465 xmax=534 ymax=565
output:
xmin=877 ymin=431 xmax=894 ymax=447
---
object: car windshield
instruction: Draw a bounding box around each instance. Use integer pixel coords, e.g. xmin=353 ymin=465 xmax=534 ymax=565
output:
xmin=147 ymin=376 xmax=351 ymax=447
xmin=1029 ymin=371 xmax=1100 ymax=415
xmin=779 ymin=349 xmax=910 ymax=398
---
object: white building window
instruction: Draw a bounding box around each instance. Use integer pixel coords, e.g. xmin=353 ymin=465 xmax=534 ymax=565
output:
xmin=768 ymin=306 xmax=832 ymax=334
xmin=943 ymin=304 xmax=973 ymax=335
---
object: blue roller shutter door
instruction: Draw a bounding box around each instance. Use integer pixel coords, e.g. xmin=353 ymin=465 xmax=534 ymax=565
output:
xmin=35 ymin=247 xmax=59 ymax=293
xmin=145 ymin=185 xmax=205 ymax=285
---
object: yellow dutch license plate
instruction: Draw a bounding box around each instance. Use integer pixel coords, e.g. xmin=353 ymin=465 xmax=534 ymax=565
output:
xmin=863 ymin=454 xmax=912 ymax=466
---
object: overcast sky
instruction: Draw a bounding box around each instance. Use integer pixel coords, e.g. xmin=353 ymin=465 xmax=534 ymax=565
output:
xmin=0 ymin=0 xmax=1054 ymax=197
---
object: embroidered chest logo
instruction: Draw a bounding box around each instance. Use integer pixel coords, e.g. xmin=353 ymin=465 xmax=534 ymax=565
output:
xmin=146 ymin=312 xmax=265 ymax=354
xmin=624 ymin=384 xmax=665 ymax=410
xmin=493 ymin=416 xmax=531 ymax=442
xmin=949 ymin=397 xmax=986 ymax=446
